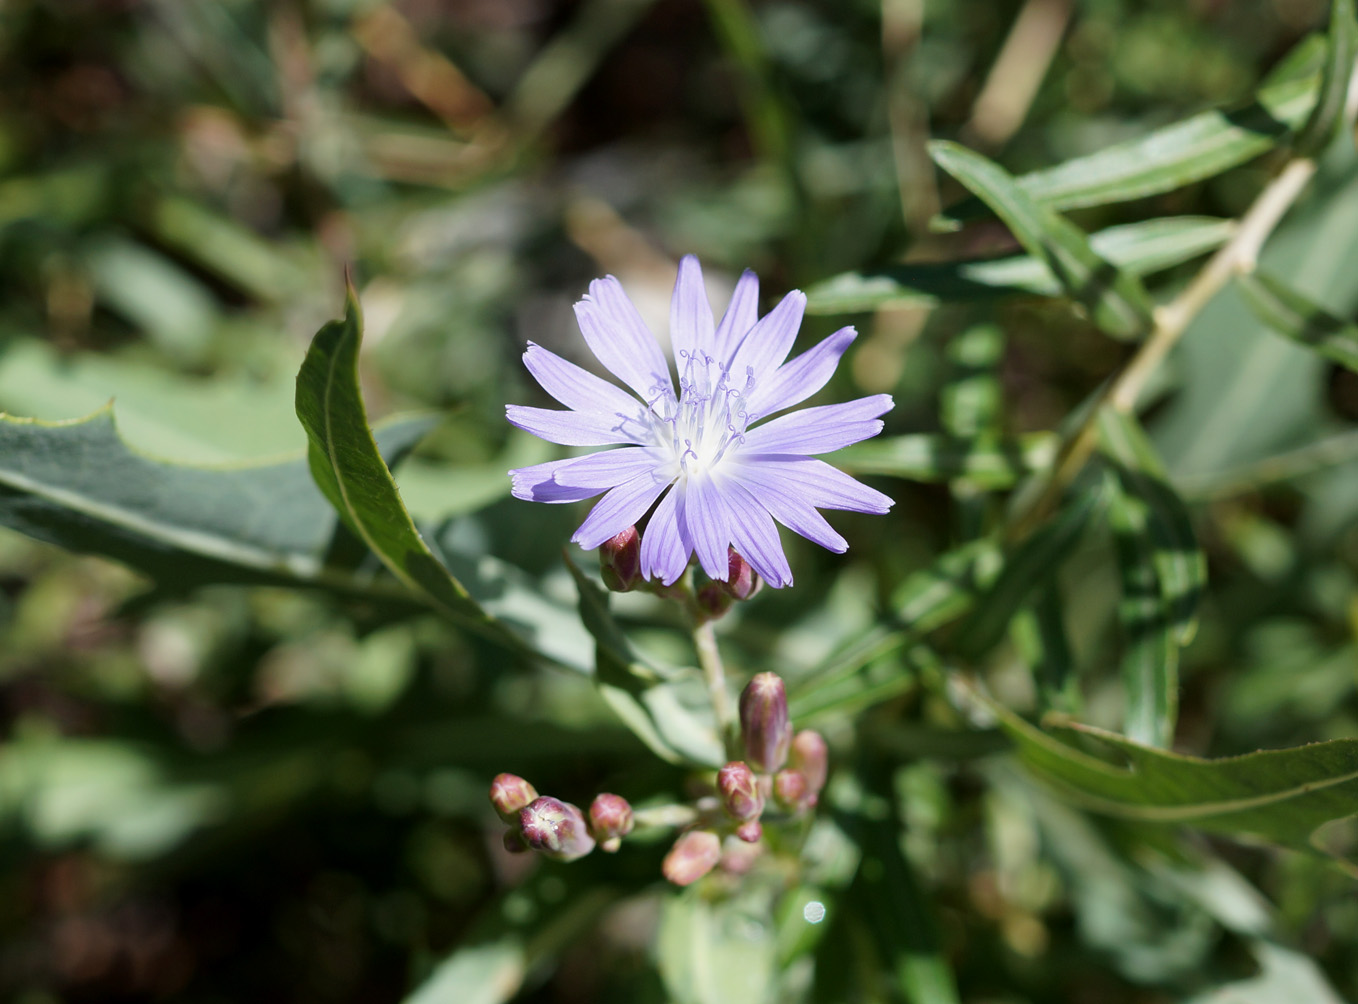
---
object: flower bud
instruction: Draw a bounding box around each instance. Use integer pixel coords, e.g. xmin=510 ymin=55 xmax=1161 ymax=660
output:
xmin=721 ymin=835 xmax=763 ymax=875
xmin=739 ymin=672 xmax=790 ymax=772
xmin=735 ymin=820 xmax=763 ymax=844
xmin=717 ymin=761 xmax=764 ymax=822
xmin=696 ymin=582 xmax=733 ymax=621
xmin=589 ymin=793 xmax=634 ymax=852
xmin=599 ymin=526 xmax=642 ymax=592
xmin=720 ymin=549 xmax=762 ymax=601
xmin=662 ymin=829 xmax=722 ymax=887
xmin=773 ymin=768 xmax=808 ymax=811
xmin=503 ymin=829 xmax=530 ymax=854
xmin=790 ymin=730 xmax=828 ymax=804
xmin=489 ymin=773 xmax=538 ymax=823
xmin=519 ymin=796 xmax=596 ymax=861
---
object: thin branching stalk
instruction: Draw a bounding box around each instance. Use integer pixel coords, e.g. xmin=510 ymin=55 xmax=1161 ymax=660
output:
xmin=1008 ymin=155 xmax=1318 ymax=540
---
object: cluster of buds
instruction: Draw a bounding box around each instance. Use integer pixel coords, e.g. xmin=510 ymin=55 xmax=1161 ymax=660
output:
xmin=490 ymin=674 xmax=826 ymax=889
xmin=600 ymin=527 xmax=761 ymax=623
xmin=662 ymin=672 xmax=828 ymax=887
xmin=490 ymin=774 xmax=634 ymax=861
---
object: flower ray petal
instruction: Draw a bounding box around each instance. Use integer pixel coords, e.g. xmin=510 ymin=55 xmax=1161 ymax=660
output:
xmin=727 ymin=463 xmax=848 ymax=553
xmin=523 ymin=342 xmax=643 ymax=416
xmin=684 ymin=470 xmax=733 ymax=580
xmin=506 ymin=405 xmax=648 ymax=446
xmin=576 ymin=278 xmax=673 ymax=400
xmin=670 ymin=255 xmax=716 ymax=363
xmin=552 ymin=447 xmax=667 ymax=489
xmin=729 ymin=289 xmax=806 ymax=378
xmin=509 ymin=459 xmax=604 ymax=503
xmin=720 ymin=478 xmax=792 ymax=587
xmin=740 ymin=394 xmax=892 ymax=455
xmin=640 ymin=485 xmax=691 ymax=585
xmin=737 ymin=455 xmax=893 ymax=513
xmin=746 ymin=326 xmax=857 ymax=419
xmin=715 ymin=269 xmax=759 ymax=358
xmin=572 ymin=471 xmax=672 ymax=550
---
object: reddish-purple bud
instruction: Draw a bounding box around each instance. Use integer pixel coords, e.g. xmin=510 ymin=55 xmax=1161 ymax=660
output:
xmin=662 ymin=829 xmax=722 ymax=886
xmin=735 ymin=820 xmax=763 ymax=843
xmin=790 ymin=730 xmax=828 ymax=803
xmin=519 ymin=796 xmax=596 ymax=861
xmin=589 ymin=793 xmax=634 ymax=852
xmin=696 ymin=582 xmax=733 ymax=621
xmin=489 ymin=773 xmax=538 ymax=823
xmin=717 ymin=761 xmax=764 ymax=822
xmin=503 ymin=829 xmax=530 ymax=854
xmin=720 ymin=549 xmax=762 ymax=601
xmin=739 ymin=672 xmax=790 ymax=772
xmin=599 ymin=526 xmax=642 ymax=592
xmin=773 ymin=769 xmax=808 ymax=811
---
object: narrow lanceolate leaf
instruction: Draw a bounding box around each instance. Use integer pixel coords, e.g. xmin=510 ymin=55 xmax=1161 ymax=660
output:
xmin=1106 ymin=468 xmax=1179 ymax=749
xmin=967 ymin=684 xmax=1358 ymax=862
xmin=835 ymin=432 xmax=1056 ymax=488
xmin=933 ymin=69 xmax=1321 ymax=228
xmin=805 ymin=217 xmax=1234 ymax=314
xmin=1098 ymin=410 xmax=1206 ymax=646
xmin=850 ymin=763 xmax=961 ymax=1004
xmin=565 ymin=557 xmax=724 ymax=767
xmin=954 ymin=484 xmax=1105 ymax=660
xmin=1239 ymin=270 xmax=1358 ymax=371
xmin=295 ymin=286 xmax=523 ymax=649
xmin=929 ymin=141 xmax=1154 ymax=341
xmin=1294 ymin=0 xmax=1358 ymax=155
xmin=0 ymin=404 xmax=430 ymax=594
xmin=891 ymin=537 xmax=1002 ymax=633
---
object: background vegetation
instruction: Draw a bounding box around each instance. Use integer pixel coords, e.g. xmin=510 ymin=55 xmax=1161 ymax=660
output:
xmin=3 ymin=0 xmax=1358 ymax=1001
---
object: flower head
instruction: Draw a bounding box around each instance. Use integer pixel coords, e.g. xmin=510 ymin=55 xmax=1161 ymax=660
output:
xmin=507 ymin=256 xmax=893 ymax=588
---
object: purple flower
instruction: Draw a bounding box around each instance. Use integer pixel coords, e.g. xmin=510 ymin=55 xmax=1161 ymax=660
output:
xmin=507 ymin=256 xmax=893 ymax=588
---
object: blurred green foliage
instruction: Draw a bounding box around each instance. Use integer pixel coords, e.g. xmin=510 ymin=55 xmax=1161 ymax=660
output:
xmin=5 ymin=0 xmax=1358 ymax=1002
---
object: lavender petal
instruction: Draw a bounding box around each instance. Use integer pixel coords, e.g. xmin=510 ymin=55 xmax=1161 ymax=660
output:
xmin=509 ymin=459 xmax=604 ymax=503
xmin=572 ymin=471 xmax=672 ymax=550
xmin=727 ymin=462 xmax=849 ymax=552
xmin=670 ymin=254 xmax=715 ymax=363
xmin=523 ymin=342 xmax=643 ymax=417
xmin=740 ymin=394 xmax=892 ymax=455
xmin=506 ymin=405 xmax=648 ymax=447
xmin=715 ymin=269 xmax=759 ymax=358
xmin=552 ymin=447 xmax=667 ymax=489
xmin=729 ymin=289 xmax=806 ymax=378
xmin=746 ymin=326 xmax=857 ymax=419
xmin=719 ymin=478 xmax=793 ymax=587
xmin=738 ymin=455 xmax=893 ymax=513
xmin=576 ymin=278 xmax=673 ymax=400
xmin=684 ymin=469 xmax=733 ymax=580
xmin=639 ymin=485 xmax=691 ymax=585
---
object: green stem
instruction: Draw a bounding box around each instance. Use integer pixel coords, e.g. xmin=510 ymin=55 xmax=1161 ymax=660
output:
xmin=693 ymin=618 xmax=733 ymax=747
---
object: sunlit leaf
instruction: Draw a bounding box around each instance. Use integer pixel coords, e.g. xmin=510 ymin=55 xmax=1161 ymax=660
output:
xmin=1238 ymin=269 xmax=1358 ymax=371
xmin=929 ymin=141 xmax=1154 ymax=340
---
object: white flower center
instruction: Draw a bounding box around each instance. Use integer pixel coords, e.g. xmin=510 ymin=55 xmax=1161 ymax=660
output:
xmin=646 ymin=349 xmax=756 ymax=480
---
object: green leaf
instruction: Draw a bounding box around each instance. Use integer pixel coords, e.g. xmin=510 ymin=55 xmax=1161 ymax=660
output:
xmin=565 ymin=558 xmax=724 ymax=767
xmin=835 ymin=432 xmax=1055 ymax=489
xmin=1010 ymin=584 xmax=1079 ymax=714
xmin=1294 ymin=0 xmax=1358 ymax=155
xmin=805 ymin=217 xmax=1234 ymax=314
xmin=1106 ymin=468 xmax=1180 ymax=748
xmin=294 ymin=287 xmax=511 ymax=641
xmin=971 ymin=685 xmax=1358 ymax=861
xmin=657 ymin=889 xmax=779 ymax=1004
xmin=1098 ymin=410 xmax=1206 ymax=647
xmin=0 ymin=404 xmax=428 ymax=594
xmin=848 ymin=762 xmax=961 ymax=1004
xmin=953 ymin=485 xmax=1105 ymax=660
xmin=892 ymin=537 xmax=1002 ymax=633
xmin=929 ymin=141 xmax=1155 ymax=341
xmin=933 ymin=70 xmax=1321 ymax=228
xmin=1238 ymin=269 xmax=1358 ymax=371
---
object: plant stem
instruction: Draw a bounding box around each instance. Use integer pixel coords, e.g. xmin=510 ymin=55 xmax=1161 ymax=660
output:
xmin=693 ymin=618 xmax=733 ymax=745
xmin=1007 ymin=155 xmax=1317 ymax=539
xmin=632 ymin=803 xmax=702 ymax=829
